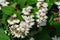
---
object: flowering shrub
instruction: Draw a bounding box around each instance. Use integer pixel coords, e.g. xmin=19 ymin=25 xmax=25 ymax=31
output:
xmin=0 ymin=0 xmax=60 ymax=40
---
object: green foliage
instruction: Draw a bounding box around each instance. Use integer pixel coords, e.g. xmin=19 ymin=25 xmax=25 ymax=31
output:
xmin=2 ymin=6 xmax=15 ymax=15
xmin=34 ymin=31 xmax=51 ymax=40
xmin=45 ymin=0 xmax=57 ymax=9
xmin=0 ymin=28 xmax=10 ymax=40
xmin=17 ymin=0 xmax=27 ymax=8
xmin=27 ymin=0 xmax=37 ymax=5
xmin=29 ymin=27 xmax=42 ymax=36
xmin=15 ymin=10 xmax=24 ymax=21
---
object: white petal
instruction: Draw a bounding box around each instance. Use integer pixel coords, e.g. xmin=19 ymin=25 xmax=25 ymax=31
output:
xmin=44 ymin=16 xmax=48 ymax=19
xmin=42 ymin=3 xmax=48 ymax=7
xmin=7 ymin=20 xmax=14 ymax=25
xmin=55 ymin=2 xmax=60 ymax=6
xmin=12 ymin=14 xmax=17 ymax=17
xmin=13 ymin=19 xmax=20 ymax=23
xmin=30 ymin=37 xmax=35 ymax=40
xmin=58 ymin=6 xmax=60 ymax=9
xmin=21 ymin=35 xmax=25 ymax=38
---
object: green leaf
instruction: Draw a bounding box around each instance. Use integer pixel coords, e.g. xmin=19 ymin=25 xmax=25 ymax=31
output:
xmin=15 ymin=10 xmax=24 ymax=21
xmin=0 ymin=28 xmax=10 ymax=40
xmin=53 ymin=22 xmax=60 ymax=28
xmin=2 ymin=6 xmax=15 ymax=15
xmin=2 ymin=14 xmax=7 ymax=25
xmin=28 ymin=31 xmax=38 ymax=36
xmin=29 ymin=27 xmax=42 ymax=36
xmin=45 ymin=0 xmax=57 ymax=9
xmin=27 ymin=0 xmax=37 ymax=5
xmin=49 ymin=15 xmax=54 ymax=26
xmin=32 ymin=7 xmax=38 ymax=20
xmin=17 ymin=0 xmax=27 ymax=8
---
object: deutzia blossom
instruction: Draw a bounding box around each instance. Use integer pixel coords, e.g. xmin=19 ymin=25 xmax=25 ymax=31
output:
xmin=9 ymin=21 xmax=30 ymax=38
xmin=22 ymin=6 xmax=34 ymax=28
xmin=55 ymin=2 xmax=60 ymax=6
xmin=6 ymin=14 xmax=32 ymax=38
xmin=36 ymin=0 xmax=48 ymax=27
xmin=0 ymin=0 xmax=9 ymax=6
xmin=22 ymin=15 xmax=34 ymax=28
xmin=7 ymin=14 xmax=20 ymax=25
xmin=36 ymin=2 xmax=48 ymax=9
xmin=22 ymin=6 xmax=33 ymax=15
xmin=52 ymin=36 xmax=60 ymax=40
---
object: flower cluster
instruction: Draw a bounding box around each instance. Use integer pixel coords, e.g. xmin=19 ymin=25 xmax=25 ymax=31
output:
xmin=7 ymin=14 xmax=20 ymax=25
xmin=6 ymin=14 xmax=30 ymax=38
xmin=22 ymin=6 xmax=33 ymax=15
xmin=6 ymin=6 xmax=35 ymax=38
xmin=55 ymin=2 xmax=60 ymax=22
xmin=36 ymin=0 xmax=48 ymax=27
xmin=22 ymin=6 xmax=35 ymax=28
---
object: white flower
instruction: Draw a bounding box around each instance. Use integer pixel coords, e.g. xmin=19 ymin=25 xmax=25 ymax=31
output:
xmin=40 ymin=21 xmax=47 ymax=26
xmin=26 ymin=6 xmax=33 ymax=12
xmin=10 ymin=24 xmax=19 ymax=28
xmin=41 ymin=8 xmax=48 ymax=12
xmin=22 ymin=15 xmax=34 ymax=27
xmin=7 ymin=19 xmax=20 ymax=25
xmin=58 ymin=6 xmax=60 ymax=9
xmin=22 ymin=6 xmax=32 ymax=15
xmin=36 ymin=12 xmax=48 ymax=26
xmin=36 ymin=0 xmax=48 ymax=27
xmin=14 ymin=33 xmax=21 ymax=38
xmin=1 ymin=2 xmax=9 ymax=6
xmin=52 ymin=36 xmax=60 ymax=40
xmin=36 ymin=2 xmax=48 ymax=9
xmin=55 ymin=2 xmax=60 ymax=6
xmin=7 ymin=19 xmax=14 ymax=25
xmin=9 ymin=21 xmax=30 ymax=38
xmin=36 ymin=19 xmax=42 ymax=23
xmin=13 ymin=19 xmax=20 ymax=23
xmin=22 ymin=15 xmax=34 ymax=22
xmin=0 ymin=0 xmax=9 ymax=6
xmin=42 ymin=3 xmax=48 ymax=8
xmin=36 ymin=2 xmax=42 ymax=9
xmin=22 ymin=8 xmax=30 ymax=15
xmin=30 ymin=37 xmax=35 ymax=40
